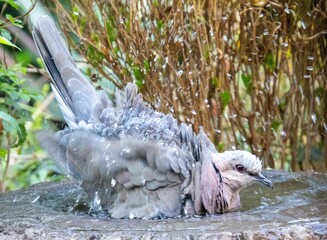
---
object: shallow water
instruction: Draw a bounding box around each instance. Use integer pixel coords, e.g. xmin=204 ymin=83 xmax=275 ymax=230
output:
xmin=1 ymin=170 xmax=327 ymax=238
xmin=37 ymin=170 xmax=327 ymax=230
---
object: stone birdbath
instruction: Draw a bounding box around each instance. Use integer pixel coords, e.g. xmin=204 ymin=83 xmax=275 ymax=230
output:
xmin=0 ymin=170 xmax=326 ymax=239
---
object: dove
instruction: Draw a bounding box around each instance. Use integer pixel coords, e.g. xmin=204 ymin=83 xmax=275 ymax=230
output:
xmin=33 ymin=15 xmax=272 ymax=219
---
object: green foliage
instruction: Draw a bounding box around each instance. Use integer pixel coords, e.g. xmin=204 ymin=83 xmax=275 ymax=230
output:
xmin=5 ymin=13 xmax=23 ymax=28
xmin=220 ymin=91 xmax=231 ymax=111
xmin=0 ymin=2 xmax=48 ymax=191
xmin=0 ymin=0 xmax=68 ymax=192
xmin=264 ymin=53 xmax=275 ymax=72
xmin=241 ymin=73 xmax=252 ymax=92
xmin=4 ymin=159 xmax=65 ymax=191
xmin=217 ymin=142 xmax=225 ymax=152
xmin=106 ymin=19 xmax=118 ymax=43
xmin=0 ymin=64 xmax=42 ymax=147
xmin=0 ymin=1 xmax=24 ymax=51
xmin=0 ymin=0 xmax=23 ymax=10
xmin=0 ymin=64 xmax=44 ymax=190
xmin=0 ymin=63 xmax=63 ymax=191
xmin=131 ymin=65 xmax=144 ymax=88
xmin=0 ymin=35 xmax=21 ymax=51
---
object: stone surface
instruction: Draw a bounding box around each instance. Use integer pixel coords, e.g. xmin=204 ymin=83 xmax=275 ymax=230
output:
xmin=0 ymin=170 xmax=326 ymax=239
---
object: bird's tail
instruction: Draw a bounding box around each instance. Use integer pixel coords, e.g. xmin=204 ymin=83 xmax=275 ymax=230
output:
xmin=32 ymin=15 xmax=103 ymax=128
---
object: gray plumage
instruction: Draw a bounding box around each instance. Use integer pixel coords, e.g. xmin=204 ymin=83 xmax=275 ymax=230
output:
xmin=33 ymin=15 xmax=273 ymax=219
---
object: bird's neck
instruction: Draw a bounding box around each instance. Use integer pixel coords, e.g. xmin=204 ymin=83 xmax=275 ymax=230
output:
xmin=221 ymin=176 xmax=241 ymax=211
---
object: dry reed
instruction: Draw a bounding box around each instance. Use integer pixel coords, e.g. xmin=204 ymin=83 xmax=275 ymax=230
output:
xmin=45 ymin=0 xmax=326 ymax=171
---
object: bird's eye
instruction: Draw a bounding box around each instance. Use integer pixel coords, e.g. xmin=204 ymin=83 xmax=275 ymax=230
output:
xmin=235 ymin=164 xmax=247 ymax=173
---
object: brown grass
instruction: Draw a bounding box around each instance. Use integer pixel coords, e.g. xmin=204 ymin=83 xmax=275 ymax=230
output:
xmin=47 ymin=0 xmax=326 ymax=171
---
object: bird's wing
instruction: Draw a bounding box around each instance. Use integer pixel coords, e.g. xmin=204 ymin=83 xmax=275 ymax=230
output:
xmin=32 ymin=15 xmax=107 ymax=126
xmin=38 ymin=129 xmax=194 ymax=218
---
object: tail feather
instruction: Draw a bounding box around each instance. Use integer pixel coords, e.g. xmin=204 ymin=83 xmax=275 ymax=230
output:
xmin=32 ymin=15 xmax=100 ymax=126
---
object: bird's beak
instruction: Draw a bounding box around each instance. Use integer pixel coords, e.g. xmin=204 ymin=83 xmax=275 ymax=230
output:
xmin=254 ymin=173 xmax=273 ymax=189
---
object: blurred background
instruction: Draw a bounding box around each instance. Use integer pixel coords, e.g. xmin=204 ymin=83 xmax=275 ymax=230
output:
xmin=0 ymin=0 xmax=326 ymax=192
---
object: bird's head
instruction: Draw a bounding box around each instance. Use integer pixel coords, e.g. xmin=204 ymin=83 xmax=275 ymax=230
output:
xmin=193 ymin=129 xmax=273 ymax=214
xmin=212 ymin=150 xmax=273 ymax=191
xmin=206 ymin=150 xmax=273 ymax=212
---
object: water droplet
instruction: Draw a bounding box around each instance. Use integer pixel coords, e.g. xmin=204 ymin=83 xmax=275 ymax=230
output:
xmin=150 ymin=33 xmax=155 ymax=41
xmin=301 ymin=20 xmax=306 ymax=30
xmin=323 ymin=123 xmax=327 ymax=132
xmin=311 ymin=113 xmax=317 ymax=124
xmin=263 ymin=29 xmax=269 ymax=36
xmin=315 ymin=97 xmax=320 ymax=105
xmin=122 ymin=147 xmax=131 ymax=154
xmin=280 ymin=130 xmax=287 ymax=138
xmin=284 ymin=3 xmax=291 ymax=14
xmin=111 ymin=178 xmax=117 ymax=187
xmin=299 ymin=86 xmax=304 ymax=98
xmin=304 ymin=74 xmax=311 ymax=79
xmin=229 ymin=114 xmax=237 ymax=119
xmin=31 ymin=195 xmax=40 ymax=203
xmin=191 ymin=110 xmax=197 ymax=115
xmin=306 ymin=66 xmax=313 ymax=71
xmin=281 ymin=42 xmax=288 ymax=47
xmin=140 ymin=178 xmax=146 ymax=185
xmin=94 ymin=192 xmax=100 ymax=204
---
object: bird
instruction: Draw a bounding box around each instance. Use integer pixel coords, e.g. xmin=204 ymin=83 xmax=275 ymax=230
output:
xmin=32 ymin=15 xmax=273 ymax=219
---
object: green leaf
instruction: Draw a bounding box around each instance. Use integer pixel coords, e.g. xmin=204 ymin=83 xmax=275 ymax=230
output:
xmin=0 ymin=35 xmax=21 ymax=51
xmin=15 ymin=51 xmax=32 ymax=66
xmin=131 ymin=65 xmax=144 ymax=88
xmin=156 ymin=20 xmax=163 ymax=30
xmin=106 ymin=19 xmax=118 ymax=43
xmin=0 ymin=112 xmax=27 ymax=147
xmin=0 ymin=148 xmax=7 ymax=159
xmin=315 ymin=87 xmax=324 ymax=97
xmin=14 ymin=124 xmax=27 ymax=147
xmin=264 ymin=53 xmax=275 ymax=71
xmin=5 ymin=14 xmax=22 ymax=28
xmin=220 ymin=91 xmax=231 ymax=110
xmin=0 ymin=28 xmax=11 ymax=41
xmin=271 ymin=120 xmax=282 ymax=131
xmin=153 ymin=0 xmax=159 ymax=7
xmin=5 ymin=14 xmax=15 ymax=24
xmin=211 ymin=77 xmax=218 ymax=88
xmin=217 ymin=142 xmax=224 ymax=152
xmin=241 ymin=73 xmax=252 ymax=92
xmin=0 ymin=0 xmax=22 ymax=10
xmin=0 ymin=111 xmax=19 ymax=132
xmin=144 ymin=60 xmax=150 ymax=72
